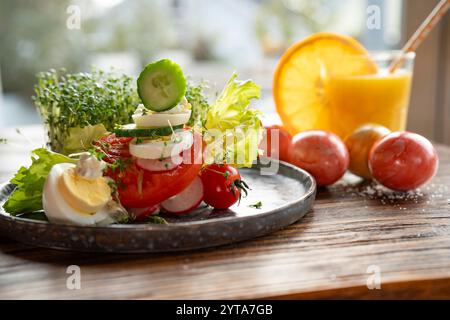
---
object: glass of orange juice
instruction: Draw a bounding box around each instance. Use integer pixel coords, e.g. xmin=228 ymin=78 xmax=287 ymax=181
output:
xmin=327 ymin=51 xmax=415 ymax=139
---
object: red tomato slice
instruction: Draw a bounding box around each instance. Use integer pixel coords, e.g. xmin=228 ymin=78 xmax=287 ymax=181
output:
xmin=96 ymin=134 xmax=133 ymax=163
xmin=104 ymin=132 xmax=203 ymax=208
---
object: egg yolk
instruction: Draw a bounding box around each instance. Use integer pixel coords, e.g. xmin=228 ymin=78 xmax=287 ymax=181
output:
xmin=58 ymin=167 xmax=111 ymax=214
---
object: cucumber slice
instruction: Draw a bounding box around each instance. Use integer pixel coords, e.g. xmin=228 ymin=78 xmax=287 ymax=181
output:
xmin=137 ymin=59 xmax=187 ymax=112
xmin=114 ymin=124 xmax=184 ymax=138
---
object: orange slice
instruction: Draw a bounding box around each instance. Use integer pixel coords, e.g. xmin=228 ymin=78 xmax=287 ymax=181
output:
xmin=273 ymin=33 xmax=378 ymax=136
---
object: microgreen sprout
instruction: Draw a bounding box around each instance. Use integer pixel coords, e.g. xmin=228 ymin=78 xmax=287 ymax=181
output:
xmin=33 ymin=68 xmax=139 ymax=153
xmin=248 ymin=201 xmax=263 ymax=209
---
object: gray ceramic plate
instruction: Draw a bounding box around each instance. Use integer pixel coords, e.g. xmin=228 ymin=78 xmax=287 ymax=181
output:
xmin=0 ymin=161 xmax=316 ymax=253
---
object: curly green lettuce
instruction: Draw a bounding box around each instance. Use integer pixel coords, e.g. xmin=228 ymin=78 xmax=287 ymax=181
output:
xmin=204 ymin=73 xmax=262 ymax=168
xmin=2 ymin=148 xmax=77 ymax=215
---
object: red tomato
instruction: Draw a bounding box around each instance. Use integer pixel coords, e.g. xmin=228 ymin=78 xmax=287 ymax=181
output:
xmin=96 ymin=134 xmax=133 ymax=163
xmin=288 ymin=130 xmax=349 ymax=186
xmin=103 ymin=132 xmax=204 ymax=208
xmin=200 ymin=164 xmax=249 ymax=209
xmin=259 ymin=125 xmax=292 ymax=162
xmin=369 ymin=132 xmax=439 ymax=191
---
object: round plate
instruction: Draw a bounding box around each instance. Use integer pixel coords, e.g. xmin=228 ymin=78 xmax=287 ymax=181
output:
xmin=0 ymin=161 xmax=316 ymax=253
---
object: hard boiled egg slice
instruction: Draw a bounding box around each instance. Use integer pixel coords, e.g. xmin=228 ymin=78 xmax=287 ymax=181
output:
xmin=133 ymin=100 xmax=192 ymax=127
xmin=129 ymin=130 xmax=194 ymax=160
xmin=43 ymin=163 xmax=111 ymax=226
xmin=133 ymin=111 xmax=191 ymax=128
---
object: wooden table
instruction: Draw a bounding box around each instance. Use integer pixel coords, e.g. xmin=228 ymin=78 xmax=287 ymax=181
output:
xmin=0 ymin=125 xmax=450 ymax=299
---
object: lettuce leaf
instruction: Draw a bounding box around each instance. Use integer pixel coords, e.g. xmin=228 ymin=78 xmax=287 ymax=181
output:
xmin=204 ymin=73 xmax=262 ymax=168
xmin=2 ymin=148 xmax=77 ymax=215
xmin=62 ymin=124 xmax=109 ymax=155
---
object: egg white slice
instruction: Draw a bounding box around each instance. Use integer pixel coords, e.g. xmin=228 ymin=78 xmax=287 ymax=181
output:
xmin=132 ymin=111 xmax=191 ymax=128
xmin=129 ymin=130 xmax=194 ymax=160
xmin=43 ymin=163 xmax=111 ymax=226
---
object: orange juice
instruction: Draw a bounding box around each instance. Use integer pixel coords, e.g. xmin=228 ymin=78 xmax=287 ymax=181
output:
xmin=273 ymin=34 xmax=416 ymax=139
xmin=327 ymin=70 xmax=413 ymax=138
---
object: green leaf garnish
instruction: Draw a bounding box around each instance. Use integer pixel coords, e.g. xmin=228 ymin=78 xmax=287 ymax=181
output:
xmin=2 ymin=148 xmax=77 ymax=215
xmin=110 ymin=158 xmax=132 ymax=173
xmin=146 ymin=216 xmax=169 ymax=225
xmin=248 ymin=201 xmax=263 ymax=209
xmin=16 ymin=211 xmax=48 ymax=221
xmin=204 ymin=73 xmax=263 ymax=168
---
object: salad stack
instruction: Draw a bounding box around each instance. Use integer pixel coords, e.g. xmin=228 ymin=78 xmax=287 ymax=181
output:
xmin=2 ymin=59 xmax=263 ymax=226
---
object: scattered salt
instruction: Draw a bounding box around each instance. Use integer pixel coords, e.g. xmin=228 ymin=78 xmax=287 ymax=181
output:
xmin=334 ymin=178 xmax=449 ymax=210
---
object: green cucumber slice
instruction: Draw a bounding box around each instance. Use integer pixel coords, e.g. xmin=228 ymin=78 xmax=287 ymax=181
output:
xmin=114 ymin=124 xmax=184 ymax=138
xmin=137 ymin=59 xmax=187 ymax=112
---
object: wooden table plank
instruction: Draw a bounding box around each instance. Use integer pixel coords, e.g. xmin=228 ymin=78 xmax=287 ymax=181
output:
xmin=0 ymin=125 xmax=449 ymax=299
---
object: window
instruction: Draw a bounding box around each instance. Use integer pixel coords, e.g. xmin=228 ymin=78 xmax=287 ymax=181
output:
xmin=0 ymin=0 xmax=448 ymax=145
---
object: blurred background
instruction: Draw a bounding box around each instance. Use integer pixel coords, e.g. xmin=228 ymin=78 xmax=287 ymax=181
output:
xmin=0 ymin=0 xmax=449 ymax=144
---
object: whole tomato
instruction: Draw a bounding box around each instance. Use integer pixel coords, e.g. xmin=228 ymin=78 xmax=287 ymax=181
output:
xmin=200 ymin=164 xmax=249 ymax=209
xmin=369 ymin=132 xmax=439 ymax=191
xmin=259 ymin=125 xmax=292 ymax=162
xmin=345 ymin=124 xmax=391 ymax=179
xmin=288 ymin=130 xmax=349 ymax=186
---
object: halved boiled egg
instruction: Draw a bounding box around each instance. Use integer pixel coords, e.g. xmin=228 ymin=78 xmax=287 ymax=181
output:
xmin=43 ymin=163 xmax=112 ymax=226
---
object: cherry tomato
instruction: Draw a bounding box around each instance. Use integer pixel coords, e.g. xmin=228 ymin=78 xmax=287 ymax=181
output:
xmin=288 ymin=130 xmax=349 ymax=186
xmin=345 ymin=124 xmax=391 ymax=179
xmin=200 ymin=164 xmax=249 ymax=209
xmin=369 ymin=132 xmax=439 ymax=191
xmin=259 ymin=125 xmax=292 ymax=162
xmin=103 ymin=132 xmax=204 ymax=208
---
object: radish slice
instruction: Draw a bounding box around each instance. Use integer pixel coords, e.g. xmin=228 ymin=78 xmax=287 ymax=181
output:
xmin=128 ymin=204 xmax=160 ymax=221
xmin=161 ymin=176 xmax=203 ymax=215
xmin=136 ymin=155 xmax=181 ymax=172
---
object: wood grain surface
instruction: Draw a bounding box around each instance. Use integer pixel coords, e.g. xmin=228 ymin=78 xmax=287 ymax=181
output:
xmin=0 ymin=126 xmax=450 ymax=300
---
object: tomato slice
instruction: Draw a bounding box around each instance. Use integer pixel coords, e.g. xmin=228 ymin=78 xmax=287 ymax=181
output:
xmin=96 ymin=134 xmax=133 ymax=163
xmin=103 ymin=132 xmax=203 ymax=208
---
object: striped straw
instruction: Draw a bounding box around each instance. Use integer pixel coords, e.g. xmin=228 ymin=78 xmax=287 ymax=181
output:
xmin=389 ymin=0 xmax=450 ymax=73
